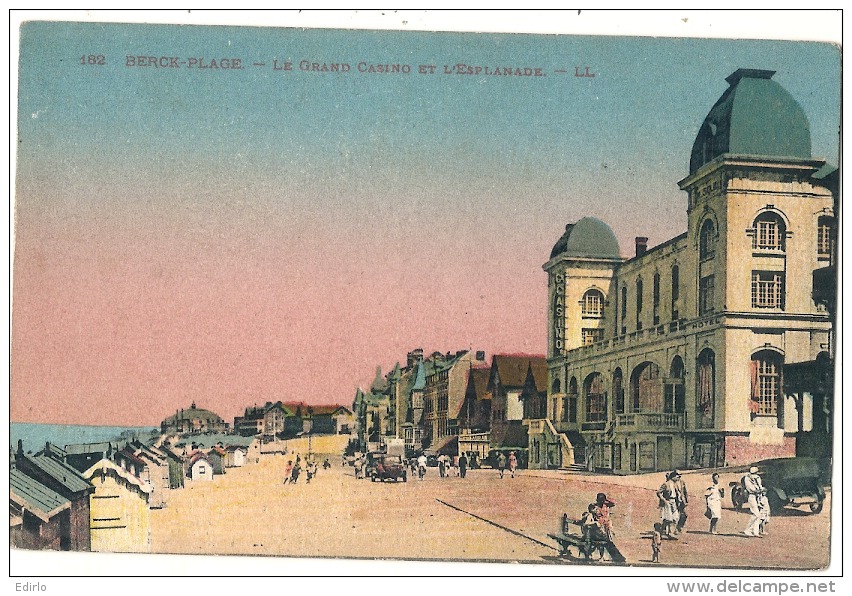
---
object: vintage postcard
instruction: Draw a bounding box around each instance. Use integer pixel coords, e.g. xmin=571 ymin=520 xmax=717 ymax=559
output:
xmin=8 ymin=10 xmax=842 ymax=583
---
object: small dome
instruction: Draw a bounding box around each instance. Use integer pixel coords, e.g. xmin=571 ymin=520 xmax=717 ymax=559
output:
xmin=690 ymin=69 xmax=811 ymax=174
xmin=550 ymin=217 xmax=621 ymax=259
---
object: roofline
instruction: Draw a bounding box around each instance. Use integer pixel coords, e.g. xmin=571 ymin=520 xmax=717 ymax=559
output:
xmin=679 ymin=154 xmax=827 ymax=189
xmin=621 ymin=232 xmax=689 ymax=265
xmin=543 ymin=254 xmax=625 ymax=272
xmin=10 ymin=491 xmax=71 ymax=523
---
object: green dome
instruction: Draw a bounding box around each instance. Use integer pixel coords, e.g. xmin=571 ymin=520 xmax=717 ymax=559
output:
xmin=690 ymin=69 xmax=811 ymax=174
xmin=550 ymin=217 xmax=621 ymax=259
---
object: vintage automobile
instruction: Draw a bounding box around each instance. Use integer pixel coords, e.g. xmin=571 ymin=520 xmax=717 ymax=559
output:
xmin=729 ymin=457 xmax=827 ymax=514
xmin=366 ymin=453 xmax=407 ymax=482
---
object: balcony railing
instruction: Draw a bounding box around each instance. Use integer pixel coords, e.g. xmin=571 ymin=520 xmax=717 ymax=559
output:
xmin=615 ymin=412 xmax=684 ymax=430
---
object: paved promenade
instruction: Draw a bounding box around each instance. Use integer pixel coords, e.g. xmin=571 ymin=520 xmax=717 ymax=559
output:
xmin=150 ymin=455 xmax=831 ymax=570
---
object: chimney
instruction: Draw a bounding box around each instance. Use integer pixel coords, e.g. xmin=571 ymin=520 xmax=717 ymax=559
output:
xmin=407 ymin=348 xmax=423 ymax=368
xmin=635 ymin=237 xmax=648 ymax=257
xmin=475 ymin=350 xmax=486 ymax=362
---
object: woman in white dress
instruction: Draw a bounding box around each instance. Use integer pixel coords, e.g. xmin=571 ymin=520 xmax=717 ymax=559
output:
xmin=704 ymin=472 xmax=725 ymax=534
xmin=657 ymin=472 xmax=679 ymax=538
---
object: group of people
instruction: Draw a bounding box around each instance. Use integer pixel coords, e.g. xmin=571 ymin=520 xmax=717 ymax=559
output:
xmin=656 ymin=469 xmax=689 ymax=539
xmin=650 ymin=466 xmax=770 ymax=563
xmin=438 ymin=453 xmax=471 ymax=478
xmin=410 ymin=452 xmax=471 ymax=480
xmin=282 ymin=454 xmax=321 ymax=485
xmin=496 ymin=451 xmax=518 ymax=478
xmin=574 ymin=492 xmax=626 ymax=563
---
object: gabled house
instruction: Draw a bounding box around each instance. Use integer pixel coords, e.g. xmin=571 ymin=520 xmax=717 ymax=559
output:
xmin=458 ymin=364 xmax=492 ymax=459
xmin=488 ymin=354 xmax=547 ymax=452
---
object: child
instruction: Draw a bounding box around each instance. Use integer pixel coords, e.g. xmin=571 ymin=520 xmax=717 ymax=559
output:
xmin=651 ymin=522 xmax=663 ymax=563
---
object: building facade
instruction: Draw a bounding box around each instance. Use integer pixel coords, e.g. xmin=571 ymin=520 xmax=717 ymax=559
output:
xmin=529 ymin=69 xmax=836 ymax=473
xmin=161 ymin=402 xmax=227 ymax=434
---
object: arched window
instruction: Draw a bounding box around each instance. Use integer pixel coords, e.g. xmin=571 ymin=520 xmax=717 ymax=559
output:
xmin=671 ymin=265 xmax=680 ymax=321
xmin=612 ymin=368 xmax=625 ymax=415
xmin=620 ymin=285 xmax=628 ymax=335
xmin=630 ymin=362 xmax=662 ymax=413
xmin=581 ymin=289 xmax=604 ymax=318
xmin=551 ymin=378 xmax=561 ymax=394
xmin=752 ymin=212 xmax=786 ymax=251
xmin=750 ymin=350 xmax=783 ymax=418
xmin=817 ymin=215 xmax=834 ymax=258
xmin=696 ymin=349 xmax=715 ymax=428
xmin=564 ymin=376 xmax=579 ymax=423
xmin=653 ymin=272 xmax=661 ymax=325
xmin=585 ymin=373 xmax=607 ymax=423
xmin=665 ymin=356 xmax=685 ymax=414
xmin=636 ymin=278 xmax=644 ymax=330
xmin=699 ymin=219 xmax=716 ymax=259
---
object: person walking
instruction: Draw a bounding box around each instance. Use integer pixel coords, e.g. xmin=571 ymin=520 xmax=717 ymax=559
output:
xmin=508 ymin=451 xmax=518 ymax=478
xmin=459 ymin=453 xmax=468 ymax=479
xmin=290 ymin=460 xmax=301 ymax=484
xmin=672 ymin=470 xmax=689 ymax=534
xmin=758 ymin=486 xmax=771 ymax=536
xmin=704 ymin=472 xmax=724 ymax=534
xmin=497 ymin=452 xmax=507 ymax=478
xmin=417 ymin=453 xmax=427 ymax=480
xmin=656 ymin=472 xmax=679 ymax=538
xmin=438 ymin=454 xmax=447 ymax=478
xmin=742 ymin=466 xmax=765 ymax=537
xmin=283 ymin=460 xmax=293 ymax=484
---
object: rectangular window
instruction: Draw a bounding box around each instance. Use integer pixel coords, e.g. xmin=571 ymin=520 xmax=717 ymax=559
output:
xmin=581 ymin=328 xmax=603 ymax=346
xmin=699 ymin=275 xmax=715 ymax=315
xmin=817 ymin=222 xmax=832 ymax=256
xmin=582 ymin=291 xmax=603 ymax=317
xmin=754 ymin=220 xmax=779 ymax=250
xmin=757 ymin=360 xmax=779 ymax=415
xmin=751 ymin=271 xmax=785 ymax=309
xmin=587 ymin=393 xmax=606 ymax=422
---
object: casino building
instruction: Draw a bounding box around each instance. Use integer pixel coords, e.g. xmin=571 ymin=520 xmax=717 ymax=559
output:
xmin=526 ymin=69 xmax=836 ymax=473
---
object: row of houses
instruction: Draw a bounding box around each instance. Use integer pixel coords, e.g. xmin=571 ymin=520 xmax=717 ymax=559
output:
xmin=162 ymin=400 xmax=353 ymax=439
xmin=9 ymin=432 xmax=259 ymax=553
xmin=352 ymin=349 xmax=549 ymax=462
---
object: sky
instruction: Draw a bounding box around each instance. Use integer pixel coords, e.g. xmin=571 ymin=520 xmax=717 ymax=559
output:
xmin=9 ymin=13 xmax=841 ymax=427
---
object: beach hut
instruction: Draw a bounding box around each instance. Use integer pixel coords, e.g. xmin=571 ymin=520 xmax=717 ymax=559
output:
xmin=83 ymin=458 xmax=152 ymax=553
xmin=187 ymin=453 xmax=214 ymax=481
xmin=224 ymin=446 xmax=246 ymax=468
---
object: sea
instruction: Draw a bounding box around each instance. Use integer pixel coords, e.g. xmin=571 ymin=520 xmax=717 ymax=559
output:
xmin=9 ymin=422 xmax=159 ymax=453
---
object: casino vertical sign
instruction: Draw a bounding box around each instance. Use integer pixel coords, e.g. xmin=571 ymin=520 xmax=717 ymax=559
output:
xmin=551 ymin=272 xmax=567 ymax=357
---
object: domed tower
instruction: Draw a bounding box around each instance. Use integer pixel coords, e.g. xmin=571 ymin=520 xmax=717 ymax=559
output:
xmin=544 ymin=216 xmax=623 ymax=361
xmin=678 ymin=68 xmax=834 ymax=443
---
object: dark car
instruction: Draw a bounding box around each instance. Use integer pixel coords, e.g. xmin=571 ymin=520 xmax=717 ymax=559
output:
xmin=366 ymin=453 xmax=407 ymax=482
xmin=729 ymin=457 xmax=827 ymax=514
